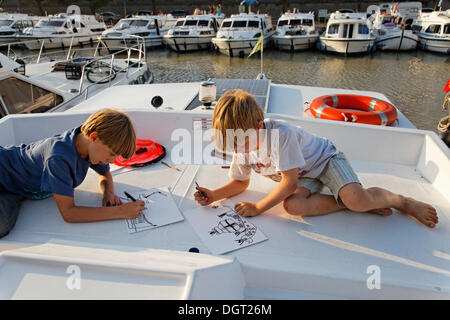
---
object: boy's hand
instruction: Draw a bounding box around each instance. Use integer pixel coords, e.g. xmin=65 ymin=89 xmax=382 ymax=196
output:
xmin=235 ymin=202 xmax=261 ymax=217
xmin=120 ymin=200 xmax=146 ymax=219
xmin=194 ymin=186 xmax=215 ymax=206
xmin=102 ymin=192 xmax=122 ymax=207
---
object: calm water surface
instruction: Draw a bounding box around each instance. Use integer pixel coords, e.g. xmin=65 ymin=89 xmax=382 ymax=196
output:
xmin=13 ymin=46 xmax=450 ymax=131
xmin=148 ymin=48 xmax=450 ymax=131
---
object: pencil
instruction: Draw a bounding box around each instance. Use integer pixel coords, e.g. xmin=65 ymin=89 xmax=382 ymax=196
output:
xmin=195 ymin=181 xmax=207 ymax=198
xmin=124 ymin=191 xmax=136 ymax=202
xmin=161 ymin=161 xmax=181 ymax=172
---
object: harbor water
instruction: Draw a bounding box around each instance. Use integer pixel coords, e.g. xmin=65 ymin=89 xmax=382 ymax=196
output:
xmin=13 ymin=46 xmax=450 ymax=131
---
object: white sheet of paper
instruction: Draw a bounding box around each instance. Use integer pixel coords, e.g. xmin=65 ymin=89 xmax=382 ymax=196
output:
xmin=183 ymin=203 xmax=268 ymax=255
xmin=124 ymin=187 xmax=184 ymax=234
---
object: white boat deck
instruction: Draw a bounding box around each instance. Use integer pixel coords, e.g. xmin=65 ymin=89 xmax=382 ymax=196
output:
xmin=68 ymin=82 xmax=416 ymax=129
xmin=0 ymin=110 xmax=448 ymax=299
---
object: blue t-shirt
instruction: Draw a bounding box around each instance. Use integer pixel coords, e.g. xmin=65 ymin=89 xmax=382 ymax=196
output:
xmin=0 ymin=126 xmax=110 ymax=199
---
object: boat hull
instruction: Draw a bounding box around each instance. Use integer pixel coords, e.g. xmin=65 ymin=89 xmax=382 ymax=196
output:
xmin=212 ymin=36 xmax=272 ymax=57
xmin=272 ymin=35 xmax=319 ymax=51
xmin=376 ymin=31 xmax=418 ymax=51
xmin=163 ymin=35 xmax=214 ymax=52
xmin=417 ymin=34 xmax=450 ymax=54
xmin=101 ymin=36 xmax=163 ymax=51
xmin=19 ymin=35 xmax=101 ymax=50
xmin=318 ymin=37 xmax=376 ymax=55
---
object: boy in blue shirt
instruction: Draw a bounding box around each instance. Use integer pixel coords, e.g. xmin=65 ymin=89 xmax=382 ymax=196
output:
xmin=0 ymin=109 xmax=145 ymax=238
xmin=195 ymin=90 xmax=438 ymax=228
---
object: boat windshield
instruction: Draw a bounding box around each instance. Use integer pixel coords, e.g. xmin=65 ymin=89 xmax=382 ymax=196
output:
xmin=278 ymin=20 xmax=288 ymax=27
xmin=185 ymin=20 xmax=198 ymax=26
xmin=198 ymin=20 xmax=209 ymax=27
xmin=221 ymin=21 xmax=232 ymax=28
xmin=0 ymin=20 xmax=13 ymax=27
xmin=175 ymin=20 xmax=185 ymax=27
xmin=248 ymin=20 xmax=259 ymax=28
xmin=47 ymin=20 xmax=65 ymax=27
xmin=232 ymin=20 xmax=247 ymax=28
xmin=35 ymin=19 xmax=49 ymax=27
xmin=444 ymin=24 xmax=450 ymax=34
xmin=302 ymin=19 xmax=313 ymax=26
xmin=129 ymin=20 xmax=149 ymax=27
xmin=290 ymin=19 xmax=301 ymax=26
xmin=0 ymin=77 xmax=63 ymax=115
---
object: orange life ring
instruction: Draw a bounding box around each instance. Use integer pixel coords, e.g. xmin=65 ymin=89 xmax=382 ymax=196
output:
xmin=309 ymin=94 xmax=398 ymax=126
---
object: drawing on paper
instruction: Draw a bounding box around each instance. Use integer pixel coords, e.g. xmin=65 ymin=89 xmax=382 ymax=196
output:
xmin=209 ymin=206 xmax=257 ymax=245
xmin=122 ymin=187 xmax=183 ymax=234
xmin=183 ymin=202 xmax=267 ymax=255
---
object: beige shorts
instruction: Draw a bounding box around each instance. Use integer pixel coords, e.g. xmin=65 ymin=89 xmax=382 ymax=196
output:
xmin=297 ymin=152 xmax=361 ymax=207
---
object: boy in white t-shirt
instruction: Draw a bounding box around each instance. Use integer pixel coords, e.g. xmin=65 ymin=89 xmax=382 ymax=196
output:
xmin=194 ymin=89 xmax=438 ymax=228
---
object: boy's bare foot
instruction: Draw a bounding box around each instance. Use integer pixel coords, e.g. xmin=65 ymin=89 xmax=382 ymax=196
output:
xmin=369 ymin=208 xmax=393 ymax=216
xmin=400 ymin=197 xmax=438 ymax=228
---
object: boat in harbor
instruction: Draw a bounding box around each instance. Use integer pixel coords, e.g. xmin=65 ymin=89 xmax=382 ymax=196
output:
xmin=272 ymin=11 xmax=319 ymax=52
xmin=0 ymin=14 xmax=40 ymax=44
xmin=411 ymin=10 xmax=450 ymax=54
xmin=369 ymin=9 xmax=418 ymax=51
xmin=163 ymin=14 xmax=224 ymax=52
xmin=101 ymin=15 xmax=176 ymax=52
xmin=212 ymin=13 xmax=275 ymax=57
xmin=0 ymin=76 xmax=448 ymax=299
xmin=16 ymin=13 xmax=107 ymax=50
xmin=0 ymin=40 xmax=152 ymax=118
xmin=318 ymin=11 xmax=376 ymax=55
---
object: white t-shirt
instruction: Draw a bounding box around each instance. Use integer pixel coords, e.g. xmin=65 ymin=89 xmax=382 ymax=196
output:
xmin=229 ymin=118 xmax=337 ymax=182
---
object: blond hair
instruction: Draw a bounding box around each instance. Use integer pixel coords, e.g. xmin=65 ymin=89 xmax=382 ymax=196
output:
xmin=81 ymin=109 xmax=136 ymax=159
xmin=212 ymin=89 xmax=264 ymax=151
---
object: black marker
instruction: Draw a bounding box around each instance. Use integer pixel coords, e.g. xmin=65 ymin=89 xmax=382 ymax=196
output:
xmin=195 ymin=181 xmax=207 ymax=198
xmin=124 ymin=191 xmax=136 ymax=202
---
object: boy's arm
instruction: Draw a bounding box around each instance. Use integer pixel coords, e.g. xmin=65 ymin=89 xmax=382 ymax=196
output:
xmin=235 ymin=168 xmax=298 ymax=217
xmin=195 ymin=179 xmax=250 ymax=206
xmin=53 ymin=193 xmax=145 ymax=223
xmin=98 ymin=170 xmax=121 ymax=206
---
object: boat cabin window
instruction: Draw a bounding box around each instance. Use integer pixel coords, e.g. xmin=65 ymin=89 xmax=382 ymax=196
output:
xmin=327 ymin=24 xmax=339 ymax=34
xmin=278 ymin=20 xmax=288 ymax=27
xmin=221 ymin=21 xmax=232 ymax=28
xmin=0 ymin=20 xmax=13 ymax=27
xmin=425 ymin=24 xmax=441 ymax=34
xmin=302 ymin=19 xmax=313 ymax=26
xmin=198 ymin=20 xmax=209 ymax=27
xmin=0 ymin=77 xmax=63 ymax=116
xmin=47 ymin=20 xmax=65 ymax=27
xmin=289 ymin=19 xmax=301 ymax=26
xmin=185 ymin=20 xmax=198 ymax=26
xmin=411 ymin=24 xmax=422 ymax=32
xmin=248 ymin=20 xmax=259 ymax=28
xmin=444 ymin=24 xmax=450 ymax=34
xmin=35 ymin=20 xmax=48 ymax=27
xmin=147 ymin=20 xmax=157 ymax=29
xmin=232 ymin=21 xmax=247 ymax=28
xmin=358 ymin=24 xmax=369 ymax=34
xmin=12 ymin=21 xmax=23 ymax=29
xmin=175 ymin=20 xmax=185 ymax=27
xmin=129 ymin=20 xmax=149 ymax=27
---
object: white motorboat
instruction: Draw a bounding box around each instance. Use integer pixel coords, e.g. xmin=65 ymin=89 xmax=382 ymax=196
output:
xmin=101 ymin=15 xmax=176 ymax=52
xmin=369 ymin=10 xmax=418 ymax=51
xmin=318 ymin=11 xmax=376 ymax=55
xmin=411 ymin=10 xmax=450 ymax=54
xmin=0 ymin=77 xmax=448 ymax=299
xmin=272 ymin=12 xmax=319 ymax=51
xmin=17 ymin=13 xmax=107 ymax=50
xmin=0 ymin=41 xmax=152 ymax=118
xmin=212 ymin=13 xmax=275 ymax=57
xmin=0 ymin=14 xmax=40 ymax=44
xmin=163 ymin=14 xmax=224 ymax=52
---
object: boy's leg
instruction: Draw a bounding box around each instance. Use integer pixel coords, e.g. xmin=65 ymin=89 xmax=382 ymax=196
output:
xmin=338 ymin=184 xmax=438 ymax=228
xmin=283 ymin=178 xmax=344 ymax=217
xmin=0 ymin=191 xmax=25 ymax=238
